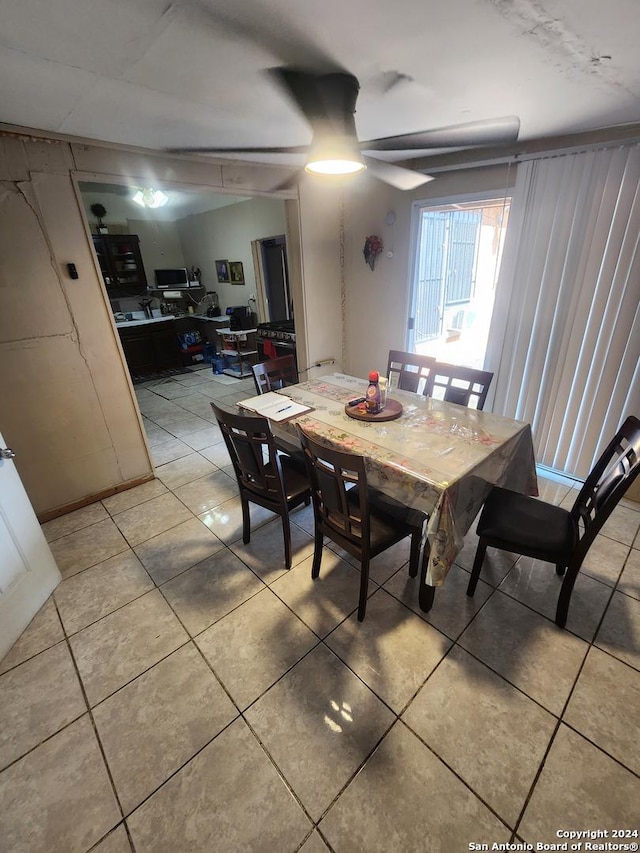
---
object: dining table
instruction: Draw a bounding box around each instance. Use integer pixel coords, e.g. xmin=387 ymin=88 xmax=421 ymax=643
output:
xmin=260 ymin=372 xmax=538 ymax=611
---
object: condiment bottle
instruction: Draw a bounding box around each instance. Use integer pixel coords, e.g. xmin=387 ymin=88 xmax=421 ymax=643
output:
xmin=365 ymin=370 xmax=381 ymax=414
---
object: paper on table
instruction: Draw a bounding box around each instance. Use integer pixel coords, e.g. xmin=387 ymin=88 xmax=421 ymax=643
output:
xmin=238 ymin=391 xmax=312 ymax=422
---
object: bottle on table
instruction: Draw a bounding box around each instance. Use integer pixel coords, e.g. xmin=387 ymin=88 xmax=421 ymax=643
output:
xmin=366 ymin=370 xmax=382 ymax=414
xmin=378 ymin=376 xmax=388 ymax=409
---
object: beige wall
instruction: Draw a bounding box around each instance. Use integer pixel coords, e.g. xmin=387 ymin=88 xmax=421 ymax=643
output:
xmin=0 ymin=133 xmax=341 ymax=516
xmin=0 ymin=138 xmax=151 ymax=514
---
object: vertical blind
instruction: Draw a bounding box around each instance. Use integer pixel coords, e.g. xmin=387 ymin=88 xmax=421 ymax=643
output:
xmin=487 ymin=144 xmax=640 ymax=478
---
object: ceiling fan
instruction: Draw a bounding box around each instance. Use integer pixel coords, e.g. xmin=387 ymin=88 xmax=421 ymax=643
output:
xmin=168 ymin=66 xmax=520 ymax=191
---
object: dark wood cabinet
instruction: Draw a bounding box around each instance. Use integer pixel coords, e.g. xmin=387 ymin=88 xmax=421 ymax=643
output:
xmin=152 ymin=325 xmax=182 ymax=371
xmin=118 ymin=320 xmax=180 ymax=378
xmin=93 ymin=234 xmax=147 ymax=295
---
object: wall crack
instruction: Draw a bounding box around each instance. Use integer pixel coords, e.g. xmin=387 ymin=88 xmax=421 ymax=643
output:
xmin=14 ymin=176 xmax=125 ymax=481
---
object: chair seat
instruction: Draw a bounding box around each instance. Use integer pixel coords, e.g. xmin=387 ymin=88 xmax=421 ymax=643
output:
xmin=469 ymin=417 xmax=640 ymax=629
xmin=365 ymin=487 xmax=427 ymax=532
xmin=244 ymin=456 xmax=308 ymax=505
xmin=477 ymin=487 xmax=576 ymax=562
xmin=279 ymin=455 xmax=312 ymax=503
xmin=345 ymin=490 xmax=408 ymax=553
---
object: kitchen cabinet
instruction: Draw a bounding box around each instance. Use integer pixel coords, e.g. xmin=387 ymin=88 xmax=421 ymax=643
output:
xmin=93 ymin=234 xmax=147 ymax=295
xmin=117 ymin=319 xmax=180 ymax=378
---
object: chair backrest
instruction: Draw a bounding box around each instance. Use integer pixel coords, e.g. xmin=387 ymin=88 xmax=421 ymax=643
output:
xmin=210 ymin=402 xmax=287 ymax=507
xmin=387 ymin=350 xmax=436 ymax=395
xmin=571 ymin=415 xmax=640 ymax=560
xmin=252 ymin=355 xmax=297 ymax=395
xmin=430 ymin=362 xmax=494 ymax=410
xmin=296 ymin=427 xmax=371 ymax=554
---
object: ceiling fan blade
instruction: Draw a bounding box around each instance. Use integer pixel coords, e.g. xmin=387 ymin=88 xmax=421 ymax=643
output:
xmin=269 ymin=67 xmax=360 ymax=132
xmin=361 ymin=116 xmax=520 ymax=152
xmin=188 ymin=0 xmax=344 ymax=75
xmin=166 ymin=145 xmax=309 ymax=155
xmin=364 ymin=157 xmax=434 ymax=191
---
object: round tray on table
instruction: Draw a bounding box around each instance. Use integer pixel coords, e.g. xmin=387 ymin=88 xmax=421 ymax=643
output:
xmin=345 ymin=399 xmax=403 ymax=422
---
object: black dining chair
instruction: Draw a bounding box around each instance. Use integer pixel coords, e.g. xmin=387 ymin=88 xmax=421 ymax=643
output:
xmin=429 ymin=362 xmax=494 ymax=410
xmin=297 ymin=426 xmax=424 ymax=621
xmin=252 ymin=355 xmax=297 ymax=395
xmin=467 ymin=415 xmax=640 ymax=628
xmin=210 ymin=402 xmax=310 ymax=570
xmin=387 ymin=350 xmax=436 ymax=395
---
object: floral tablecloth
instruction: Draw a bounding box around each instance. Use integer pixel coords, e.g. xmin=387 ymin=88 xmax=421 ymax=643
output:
xmin=269 ymin=373 xmax=538 ymax=587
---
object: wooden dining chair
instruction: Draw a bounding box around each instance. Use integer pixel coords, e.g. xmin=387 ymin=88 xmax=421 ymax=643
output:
xmin=429 ymin=362 xmax=494 ymax=410
xmin=467 ymin=415 xmax=640 ymax=627
xmin=210 ymin=402 xmax=310 ymax=570
xmin=386 ymin=350 xmax=436 ymax=395
xmin=252 ymin=355 xmax=297 ymax=395
xmin=297 ymin=426 xmax=424 ymax=621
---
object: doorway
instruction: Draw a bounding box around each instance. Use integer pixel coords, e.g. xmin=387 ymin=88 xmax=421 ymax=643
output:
xmin=254 ymin=235 xmax=292 ymax=322
xmin=408 ymin=196 xmax=511 ymax=369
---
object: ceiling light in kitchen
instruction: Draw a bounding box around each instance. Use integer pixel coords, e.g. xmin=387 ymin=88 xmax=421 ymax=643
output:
xmin=132 ymin=188 xmax=169 ymax=208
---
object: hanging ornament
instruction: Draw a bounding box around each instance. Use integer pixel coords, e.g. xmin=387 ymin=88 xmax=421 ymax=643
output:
xmin=363 ymin=234 xmax=383 ymax=270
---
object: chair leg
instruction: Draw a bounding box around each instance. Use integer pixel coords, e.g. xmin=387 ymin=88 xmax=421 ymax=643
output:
xmin=311 ymin=527 xmax=323 ymax=579
xmin=556 ymin=564 xmax=566 ymax=576
xmin=555 ymin=565 xmax=579 ymax=628
xmin=241 ymin=496 xmax=251 ymax=544
xmin=419 ymin=583 xmax=435 ymax=612
xmin=467 ymin=540 xmax=487 ymax=596
xmin=417 ymin=542 xmax=435 ymax=612
xmin=281 ymin=514 xmax=292 ymax=570
xmin=408 ymin=531 xmax=420 ymax=578
xmin=358 ymin=558 xmax=370 ymax=621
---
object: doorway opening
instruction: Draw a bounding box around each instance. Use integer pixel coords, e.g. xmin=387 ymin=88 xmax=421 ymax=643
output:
xmin=408 ymin=195 xmax=511 ymax=368
xmin=254 ymin=235 xmax=292 ymax=322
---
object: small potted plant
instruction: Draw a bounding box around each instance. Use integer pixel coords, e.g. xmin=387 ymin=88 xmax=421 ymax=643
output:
xmin=90 ymin=203 xmax=109 ymax=234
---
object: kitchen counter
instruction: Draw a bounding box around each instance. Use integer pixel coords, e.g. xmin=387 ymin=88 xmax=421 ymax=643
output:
xmin=114 ymin=312 xmax=231 ymax=328
xmin=115 ymin=314 xmax=176 ymax=328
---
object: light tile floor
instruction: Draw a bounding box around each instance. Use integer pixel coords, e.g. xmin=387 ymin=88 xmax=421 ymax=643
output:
xmin=2 ymin=368 xmax=640 ymax=852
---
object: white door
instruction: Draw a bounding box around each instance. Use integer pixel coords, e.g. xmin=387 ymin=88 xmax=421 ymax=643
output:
xmin=0 ymin=432 xmax=61 ymax=660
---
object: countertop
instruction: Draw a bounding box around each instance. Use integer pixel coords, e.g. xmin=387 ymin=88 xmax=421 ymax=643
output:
xmin=114 ymin=312 xmax=231 ymax=328
xmin=115 ymin=314 xmax=176 ymax=328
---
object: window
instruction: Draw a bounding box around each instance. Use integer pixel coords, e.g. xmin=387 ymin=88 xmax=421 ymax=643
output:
xmin=409 ymin=196 xmax=510 ymax=369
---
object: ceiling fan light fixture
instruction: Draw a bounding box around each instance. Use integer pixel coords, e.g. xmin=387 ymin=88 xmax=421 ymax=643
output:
xmin=304 ymin=133 xmax=366 ymax=177
xmin=132 ymin=187 xmax=169 ymax=208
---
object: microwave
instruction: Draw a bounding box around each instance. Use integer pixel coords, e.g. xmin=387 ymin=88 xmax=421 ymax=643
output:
xmin=154 ymin=268 xmax=199 ymax=288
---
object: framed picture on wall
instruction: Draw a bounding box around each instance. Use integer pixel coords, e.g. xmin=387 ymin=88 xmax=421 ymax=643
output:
xmin=215 ymin=259 xmax=230 ymax=283
xmin=229 ymin=261 xmax=244 ymax=285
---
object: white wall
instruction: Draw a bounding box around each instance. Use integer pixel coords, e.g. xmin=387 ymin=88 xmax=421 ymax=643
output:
xmin=295 ymin=178 xmax=344 ymax=377
xmin=128 ymin=218 xmax=186 ymax=282
xmin=176 ymin=197 xmax=286 ymax=312
xmin=342 ymin=165 xmax=515 ymax=380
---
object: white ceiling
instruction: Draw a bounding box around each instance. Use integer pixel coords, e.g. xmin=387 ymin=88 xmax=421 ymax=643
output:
xmin=1 ymin=0 xmax=640 ymax=167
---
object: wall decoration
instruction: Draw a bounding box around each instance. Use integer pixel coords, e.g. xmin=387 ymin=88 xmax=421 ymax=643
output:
xmin=229 ymin=261 xmax=245 ymax=285
xmin=215 ymin=259 xmax=230 ymax=282
xmin=363 ymin=235 xmax=383 ymax=270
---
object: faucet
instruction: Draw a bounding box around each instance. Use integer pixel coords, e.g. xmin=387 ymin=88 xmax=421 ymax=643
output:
xmin=139 ymin=298 xmax=154 ymax=319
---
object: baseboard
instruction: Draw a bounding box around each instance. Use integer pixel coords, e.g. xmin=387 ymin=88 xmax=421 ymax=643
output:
xmin=37 ymin=474 xmax=155 ymax=523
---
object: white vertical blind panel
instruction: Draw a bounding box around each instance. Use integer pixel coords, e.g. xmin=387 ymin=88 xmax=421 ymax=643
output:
xmin=490 ymin=144 xmax=640 ymax=478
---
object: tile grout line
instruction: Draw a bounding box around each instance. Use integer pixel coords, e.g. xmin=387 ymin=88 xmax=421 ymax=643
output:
xmin=49 ymin=596 xmax=129 ymax=838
